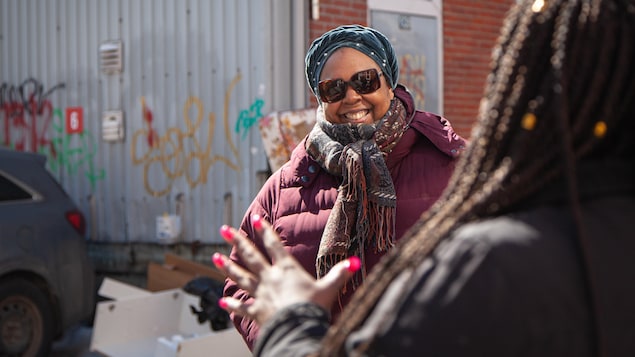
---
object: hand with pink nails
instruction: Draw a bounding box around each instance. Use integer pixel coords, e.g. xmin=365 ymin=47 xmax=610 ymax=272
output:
xmin=213 ymin=214 xmax=360 ymax=325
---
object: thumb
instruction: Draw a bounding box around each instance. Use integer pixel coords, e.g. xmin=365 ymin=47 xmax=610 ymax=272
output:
xmin=314 ymin=257 xmax=361 ymax=305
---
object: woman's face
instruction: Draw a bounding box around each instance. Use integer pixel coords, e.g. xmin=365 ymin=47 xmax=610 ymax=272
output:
xmin=319 ymin=47 xmax=394 ymax=125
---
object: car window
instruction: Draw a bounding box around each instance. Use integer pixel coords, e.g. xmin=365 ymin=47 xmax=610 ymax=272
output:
xmin=0 ymin=172 xmax=33 ymax=201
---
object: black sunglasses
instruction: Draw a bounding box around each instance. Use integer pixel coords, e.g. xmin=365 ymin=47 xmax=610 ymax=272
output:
xmin=317 ymin=68 xmax=383 ymax=103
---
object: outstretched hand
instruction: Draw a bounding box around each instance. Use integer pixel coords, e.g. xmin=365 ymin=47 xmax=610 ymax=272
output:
xmin=212 ymin=214 xmax=360 ymax=325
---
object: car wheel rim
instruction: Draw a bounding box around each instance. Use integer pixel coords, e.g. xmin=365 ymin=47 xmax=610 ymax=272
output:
xmin=0 ymin=296 xmax=43 ymax=356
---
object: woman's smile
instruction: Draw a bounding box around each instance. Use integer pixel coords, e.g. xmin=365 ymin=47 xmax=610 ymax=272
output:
xmin=341 ymin=109 xmax=372 ymax=123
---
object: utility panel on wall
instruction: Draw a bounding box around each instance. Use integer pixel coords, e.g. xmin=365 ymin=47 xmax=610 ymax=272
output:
xmin=102 ymin=110 xmax=125 ymax=142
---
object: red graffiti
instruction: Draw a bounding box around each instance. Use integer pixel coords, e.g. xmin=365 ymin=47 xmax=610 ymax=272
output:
xmin=1 ymin=98 xmax=56 ymax=155
xmin=1 ymin=79 xmax=64 ymax=155
xmin=141 ymin=97 xmax=159 ymax=148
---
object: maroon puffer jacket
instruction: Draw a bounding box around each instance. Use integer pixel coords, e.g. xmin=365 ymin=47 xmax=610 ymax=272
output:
xmin=224 ymin=85 xmax=467 ymax=350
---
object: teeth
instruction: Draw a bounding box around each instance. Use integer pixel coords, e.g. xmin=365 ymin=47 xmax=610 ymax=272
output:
xmin=344 ymin=110 xmax=368 ymax=121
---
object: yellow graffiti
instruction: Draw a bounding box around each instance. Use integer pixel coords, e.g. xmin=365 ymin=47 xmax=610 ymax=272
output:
xmin=131 ymin=74 xmax=242 ymax=197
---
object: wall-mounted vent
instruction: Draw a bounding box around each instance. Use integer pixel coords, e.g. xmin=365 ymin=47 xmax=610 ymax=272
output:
xmin=102 ymin=110 xmax=125 ymax=142
xmin=99 ymin=40 xmax=123 ymax=74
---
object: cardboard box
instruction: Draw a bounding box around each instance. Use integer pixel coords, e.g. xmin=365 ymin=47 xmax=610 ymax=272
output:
xmin=90 ymin=278 xmax=250 ymax=357
xmin=147 ymin=253 xmax=225 ymax=292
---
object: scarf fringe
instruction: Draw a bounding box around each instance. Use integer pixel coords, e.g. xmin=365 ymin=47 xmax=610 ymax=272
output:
xmin=367 ymin=203 xmax=395 ymax=252
xmin=316 ymin=204 xmax=395 ymax=279
xmin=341 ymin=146 xmax=365 ymax=203
xmin=317 ymin=253 xmax=347 ymax=279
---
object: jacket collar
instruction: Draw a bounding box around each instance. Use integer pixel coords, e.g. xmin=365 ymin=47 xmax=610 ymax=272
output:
xmin=394 ymin=85 xmax=466 ymax=159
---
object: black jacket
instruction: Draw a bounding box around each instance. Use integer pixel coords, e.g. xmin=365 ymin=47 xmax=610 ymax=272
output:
xmin=254 ymin=160 xmax=635 ymax=357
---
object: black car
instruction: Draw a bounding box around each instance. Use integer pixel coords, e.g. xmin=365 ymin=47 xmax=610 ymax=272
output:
xmin=0 ymin=148 xmax=95 ymax=356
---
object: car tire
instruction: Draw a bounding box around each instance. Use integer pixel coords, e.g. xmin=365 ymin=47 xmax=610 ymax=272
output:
xmin=0 ymin=278 xmax=54 ymax=357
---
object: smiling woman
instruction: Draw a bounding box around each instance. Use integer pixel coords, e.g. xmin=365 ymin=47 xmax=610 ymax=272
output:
xmin=317 ymin=49 xmax=392 ymax=124
xmin=222 ymin=24 xmax=466 ymax=351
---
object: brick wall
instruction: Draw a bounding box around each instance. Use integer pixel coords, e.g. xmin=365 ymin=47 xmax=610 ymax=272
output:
xmin=308 ymin=0 xmax=514 ymax=138
xmin=443 ymin=0 xmax=513 ymax=138
xmin=309 ymin=0 xmax=368 ymax=44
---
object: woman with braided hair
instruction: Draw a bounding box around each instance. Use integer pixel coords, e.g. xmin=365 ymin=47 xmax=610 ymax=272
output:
xmin=222 ymin=24 xmax=465 ymax=350
xmin=214 ymin=0 xmax=635 ymax=355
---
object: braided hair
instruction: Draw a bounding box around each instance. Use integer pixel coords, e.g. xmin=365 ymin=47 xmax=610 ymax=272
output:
xmin=320 ymin=0 xmax=635 ymax=355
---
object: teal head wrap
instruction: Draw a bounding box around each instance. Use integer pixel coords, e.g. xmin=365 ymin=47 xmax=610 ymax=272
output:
xmin=305 ymin=24 xmax=399 ymax=101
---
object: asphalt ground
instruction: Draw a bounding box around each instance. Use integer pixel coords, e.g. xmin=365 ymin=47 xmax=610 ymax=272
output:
xmin=50 ymin=324 xmax=99 ymax=357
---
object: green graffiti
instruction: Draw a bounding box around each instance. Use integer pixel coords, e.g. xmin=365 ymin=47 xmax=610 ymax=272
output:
xmin=45 ymin=108 xmax=105 ymax=190
xmin=235 ymin=98 xmax=265 ymax=140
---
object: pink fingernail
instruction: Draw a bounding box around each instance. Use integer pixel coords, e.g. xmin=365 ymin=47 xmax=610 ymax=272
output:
xmin=212 ymin=253 xmax=224 ymax=268
xmin=346 ymin=256 xmax=361 ymax=272
xmin=220 ymin=225 xmax=233 ymax=242
xmin=218 ymin=298 xmax=228 ymax=309
xmin=252 ymin=214 xmax=262 ymax=230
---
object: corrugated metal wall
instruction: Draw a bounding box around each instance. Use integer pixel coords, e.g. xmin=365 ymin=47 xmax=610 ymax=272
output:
xmin=1 ymin=0 xmax=304 ymax=244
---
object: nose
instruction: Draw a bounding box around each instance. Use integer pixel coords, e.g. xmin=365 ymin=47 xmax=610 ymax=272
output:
xmin=342 ymin=83 xmax=361 ymax=102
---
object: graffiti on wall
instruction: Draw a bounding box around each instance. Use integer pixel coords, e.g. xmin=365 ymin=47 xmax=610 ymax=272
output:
xmin=1 ymin=79 xmax=105 ymax=190
xmin=399 ymin=54 xmax=426 ymax=110
xmin=49 ymin=108 xmax=106 ymax=189
xmin=131 ymin=73 xmax=254 ymax=197
xmin=235 ymin=97 xmax=265 ymax=140
xmin=0 ymin=79 xmax=64 ymax=152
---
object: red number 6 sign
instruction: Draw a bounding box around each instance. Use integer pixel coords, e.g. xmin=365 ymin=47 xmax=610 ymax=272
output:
xmin=65 ymin=107 xmax=84 ymax=134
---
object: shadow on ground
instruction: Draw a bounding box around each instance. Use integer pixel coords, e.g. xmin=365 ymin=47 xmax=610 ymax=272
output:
xmin=50 ymin=324 xmax=100 ymax=357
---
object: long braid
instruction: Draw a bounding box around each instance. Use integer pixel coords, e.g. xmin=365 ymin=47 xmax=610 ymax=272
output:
xmin=320 ymin=1 xmax=635 ymax=355
xmin=552 ymin=2 xmax=605 ymax=355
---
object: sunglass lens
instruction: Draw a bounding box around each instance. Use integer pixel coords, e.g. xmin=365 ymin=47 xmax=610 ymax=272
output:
xmin=318 ymin=79 xmax=346 ymax=103
xmin=351 ymin=69 xmax=380 ymax=94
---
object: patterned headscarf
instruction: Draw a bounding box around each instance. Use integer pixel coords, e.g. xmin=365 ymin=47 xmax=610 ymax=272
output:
xmin=305 ymin=24 xmax=399 ymax=101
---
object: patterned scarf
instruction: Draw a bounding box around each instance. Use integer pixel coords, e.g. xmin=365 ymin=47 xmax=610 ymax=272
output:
xmin=306 ymin=98 xmax=409 ymax=282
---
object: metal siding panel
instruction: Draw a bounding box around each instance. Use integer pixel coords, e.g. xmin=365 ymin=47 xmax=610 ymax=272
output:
xmin=12 ymin=2 xmax=20 ymax=76
xmin=125 ymin=0 xmax=142 ymax=242
xmin=225 ymin=0 xmax=241 ymax=230
xmin=237 ymin=0 xmax=269 ymax=223
xmin=97 ymin=0 xmax=112 ymax=240
xmin=210 ymin=0 xmax=229 ymax=237
xmin=105 ymin=0 xmax=127 ymax=242
xmin=87 ymin=0 xmax=106 ymax=242
xmin=0 ymin=3 xmax=5 ymax=78
xmin=64 ymin=0 xmax=79 ymax=197
xmin=19 ymin=0 xmax=27 ymax=73
xmin=188 ymin=0 xmax=202 ymax=240
xmin=76 ymin=0 xmax=92 ymax=237
xmin=1 ymin=0 xmax=274 ymax=245
xmin=134 ymin=0 xmax=155 ymax=231
xmin=120 ymin=0 xmax=136 ymax=241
